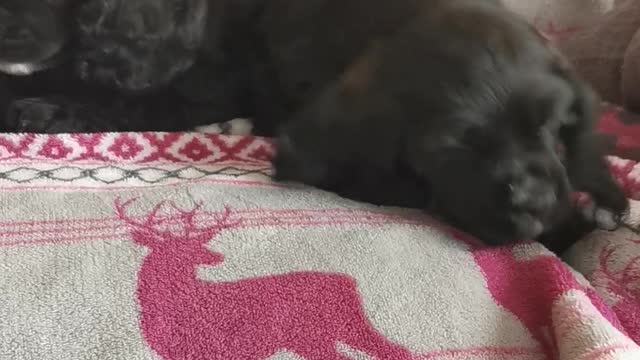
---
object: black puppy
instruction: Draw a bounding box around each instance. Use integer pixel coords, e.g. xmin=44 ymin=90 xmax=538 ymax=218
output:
xmin=267 ymin=0 xmax=629 ymax=250
xmin=0 ymin=0 xmax=154 ymax=132
xmin=72 ymin=0 xmax=257 ymax=121
xmin=1 ymin=0 xmax=254 ymax=133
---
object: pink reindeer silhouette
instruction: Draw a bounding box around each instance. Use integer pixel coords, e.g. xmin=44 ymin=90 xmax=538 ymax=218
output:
xmin=115 ymin=198 xmax=413 ymax=360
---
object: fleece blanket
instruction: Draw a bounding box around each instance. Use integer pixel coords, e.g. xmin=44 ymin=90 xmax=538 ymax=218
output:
xmin=0 ymin=131 xmax=639 ymax=360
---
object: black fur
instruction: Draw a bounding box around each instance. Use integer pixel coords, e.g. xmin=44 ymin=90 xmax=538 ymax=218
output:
xmin=0 ymin=0 xmax=253 ymax=133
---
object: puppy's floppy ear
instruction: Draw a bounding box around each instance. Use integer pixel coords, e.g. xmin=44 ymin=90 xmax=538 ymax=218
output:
xmin=548 ymin=52 xmax=630 ymax=216
xmin=536 ymin=34 xmax=598 ymax=130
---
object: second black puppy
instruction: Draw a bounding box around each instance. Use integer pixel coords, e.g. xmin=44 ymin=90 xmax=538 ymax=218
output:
xmin=269 ymin=0 xmax=628 ymax=248
xmin=1 ymin=0 xmax=255 ymax=133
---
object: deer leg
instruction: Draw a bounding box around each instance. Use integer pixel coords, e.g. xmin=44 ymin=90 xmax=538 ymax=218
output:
xmin=295 ymin=345 xmax=352 ymax=360
xmin=305 ymin=353 xmax=351 ymax=360
xmin=339 ymin=319 xmax=411 ymax=360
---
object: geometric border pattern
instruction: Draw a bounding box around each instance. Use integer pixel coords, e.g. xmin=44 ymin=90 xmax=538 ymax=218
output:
xmin=0 ymin=133 xmax=274 ymax=165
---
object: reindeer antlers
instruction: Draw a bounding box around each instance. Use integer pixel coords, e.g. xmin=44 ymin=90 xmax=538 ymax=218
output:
xmin=114 ymin=197 xmax=175 ymax=240
xmin=114 ymin=197 xmax=241 ymax=239
xmin=115 ymin=197 xmax=166 ymax=226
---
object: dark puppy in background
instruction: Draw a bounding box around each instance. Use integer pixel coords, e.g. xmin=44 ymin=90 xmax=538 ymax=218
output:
xmin=266 ymin=0 xmax=629 ymax=250
xmin=71 ymin=0 xmax=259 ymax=129
xmin=1 ymin=0 xmax=254 ymax=133
xmin=0 ymin=0 xmax=178 ymax=132
xmin=71 ymin=0 xmax=272 ymax=133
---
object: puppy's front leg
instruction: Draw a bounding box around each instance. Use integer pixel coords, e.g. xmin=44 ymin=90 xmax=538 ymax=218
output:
xmin=5 ymin=88 xmax=234 ymax=133
xmin=6 ymin=96 xmax=134 ymax=133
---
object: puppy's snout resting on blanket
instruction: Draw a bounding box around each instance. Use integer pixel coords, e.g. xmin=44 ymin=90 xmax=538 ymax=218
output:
xmin=272 ymin=0 xmax=629 ymax=247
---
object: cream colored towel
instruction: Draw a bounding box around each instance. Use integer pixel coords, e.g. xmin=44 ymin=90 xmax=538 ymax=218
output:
xmin=0 ymin=132 xmax=638 ymax=359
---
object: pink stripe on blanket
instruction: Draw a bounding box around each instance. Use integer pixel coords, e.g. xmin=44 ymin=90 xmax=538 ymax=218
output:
xmin=0 ymin=207 xmax=431 ymax=247
xmin=0 ymin=177 xmax=278 ymax=192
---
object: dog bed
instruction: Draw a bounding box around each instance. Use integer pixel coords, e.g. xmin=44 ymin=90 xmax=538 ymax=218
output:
xmin=0 ymin=125 xmax=639 ymax=360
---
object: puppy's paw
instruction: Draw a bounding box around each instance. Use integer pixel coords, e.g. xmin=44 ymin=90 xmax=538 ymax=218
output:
xmin=6 ymin=98 xmax=67 ymax=133
xmin=580 ymin=202 xmax=625 ymax=231
xmin=194 ymin=118 xmax=253 ymax=136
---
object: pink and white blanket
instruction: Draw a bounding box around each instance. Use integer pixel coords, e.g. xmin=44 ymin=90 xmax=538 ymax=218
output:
xmin=0 ymin=131 xmax=639 ymax=360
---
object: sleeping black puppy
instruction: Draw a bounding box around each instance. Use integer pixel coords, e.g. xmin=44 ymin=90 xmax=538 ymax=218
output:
xmin=0 ymin=0 xmax=254 ymax=133
xmin=266 ymin=0 xmax=629 ymax=250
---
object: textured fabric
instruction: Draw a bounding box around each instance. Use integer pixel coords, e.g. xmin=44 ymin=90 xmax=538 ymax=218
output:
xmin=597 ymin=103 xmax=640 ymax=162
xmin=505 ymin=0 xmax=640 ymax=112
xmin=567 ymin=156 xmax=640 ymax=350
xmin=0 ymin=132 xmax=639 ymax=360
xmin=555 ymin=0 xmax=640 ymax=111
xmin=503 ymin=0 xmax=614 ymax=41
xmin=503 ymin=0 xmax=640 ymax=111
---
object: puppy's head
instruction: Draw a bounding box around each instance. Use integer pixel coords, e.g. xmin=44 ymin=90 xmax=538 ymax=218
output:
xmin=74 ymin=0 xmax=208 ymax=92
xmin=276 ymin=1 xmax=610 ymax=245
xmin=0 ymin=0 xmax=72 ymax=75
xmin=415 ymin=72 xmax=589 ymax=244
xmin=396 ymin=3 xmax=601 ymax=244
